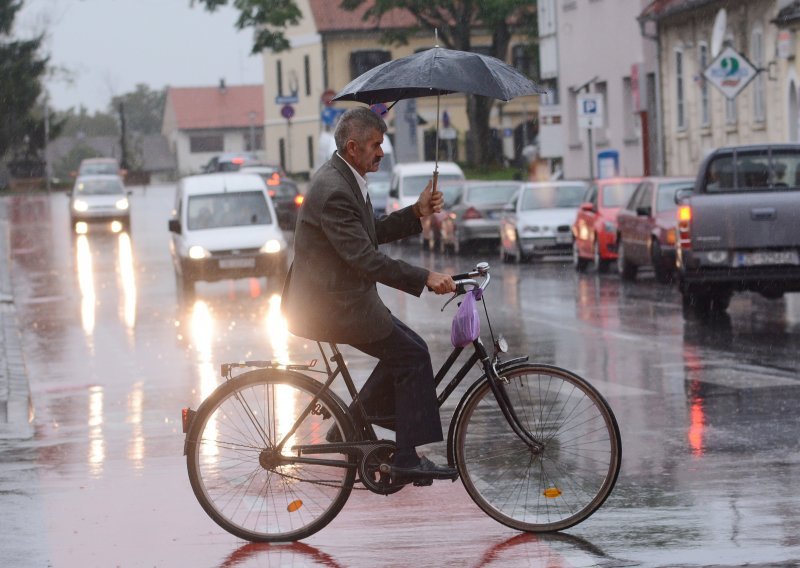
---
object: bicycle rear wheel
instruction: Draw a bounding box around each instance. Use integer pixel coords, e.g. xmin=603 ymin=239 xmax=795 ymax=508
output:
xmin=186 ymin=369 xmax=357 ymax=542
xmin=454 ymin=364 xmax=621 ymax=532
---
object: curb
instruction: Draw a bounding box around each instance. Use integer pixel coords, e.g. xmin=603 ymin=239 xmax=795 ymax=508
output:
xmin=0 ymin=197 xmax=33 ymax=439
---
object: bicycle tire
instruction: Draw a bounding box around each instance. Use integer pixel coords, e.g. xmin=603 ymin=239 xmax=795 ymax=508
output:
xmin=186 ymin=369 xmax=357 ymax=542
xmin=454 ymin=364 xmax=621 ymax=532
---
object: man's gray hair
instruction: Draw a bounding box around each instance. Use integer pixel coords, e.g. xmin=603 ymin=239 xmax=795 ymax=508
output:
xmin=334 ymin=107 xmax=387 ymax=151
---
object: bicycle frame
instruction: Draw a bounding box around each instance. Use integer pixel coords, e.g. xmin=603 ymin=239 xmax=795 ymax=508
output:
xmin=272 ymin=287 xmax=544 ymax=466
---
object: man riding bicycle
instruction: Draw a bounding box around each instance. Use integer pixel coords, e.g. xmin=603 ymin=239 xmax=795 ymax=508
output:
xmin=281 ymin=107 xmax=457 ymax=484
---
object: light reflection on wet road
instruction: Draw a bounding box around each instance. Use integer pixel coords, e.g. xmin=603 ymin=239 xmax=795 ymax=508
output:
xmin=1 ymin=187 xmax=800 ymax=567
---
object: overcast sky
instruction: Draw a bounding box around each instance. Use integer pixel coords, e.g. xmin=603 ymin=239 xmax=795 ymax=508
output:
xmin=18 ymin=0 xmax=264 ymax=112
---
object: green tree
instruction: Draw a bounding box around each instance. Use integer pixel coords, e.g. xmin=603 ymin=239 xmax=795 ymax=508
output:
xmin=0 ymin=0 xmax=49 ymax=161
xmin=57 ymin=106 xmax=120 ymax=138
xmin=192 ymin=0 xmax=537 ymax=166
xmin=110 ymin=83 xmax=166 ymax=135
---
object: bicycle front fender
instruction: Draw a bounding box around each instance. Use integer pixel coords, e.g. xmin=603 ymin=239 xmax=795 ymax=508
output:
xmin=445 ymin=357 xmax=529 ymax=467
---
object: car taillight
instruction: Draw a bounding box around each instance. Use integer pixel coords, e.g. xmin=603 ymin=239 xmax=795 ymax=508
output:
xmin=677 ymin=205 xmax=692 ymax=249
xmin=268 ymin=189 xmax=276 ymax=197
xmin=463 ymin=207 xmax=482 ymax=220
xmin=294 ymin=195 xmax=304 ymax=207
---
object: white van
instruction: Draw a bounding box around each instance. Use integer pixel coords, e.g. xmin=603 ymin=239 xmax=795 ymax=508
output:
xmin=386 ymin=161 xmax=465 ymax=215
xmin=168 ymin=173 xmax=288 ymax=296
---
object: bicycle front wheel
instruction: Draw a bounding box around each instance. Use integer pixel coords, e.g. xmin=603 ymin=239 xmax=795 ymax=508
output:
xmin=186 ymin=369 xmax=357 ymax=542
xmin=454 ymin=364 xmax=621 ymax=532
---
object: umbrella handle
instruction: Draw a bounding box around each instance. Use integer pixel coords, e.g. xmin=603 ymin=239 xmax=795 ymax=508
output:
xmin=432 ymin=170 xmax=439 ymax=194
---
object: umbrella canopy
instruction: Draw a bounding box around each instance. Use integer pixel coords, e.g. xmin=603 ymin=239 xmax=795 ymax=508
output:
xmin=333 ymin=47 xmax=546 ymax=105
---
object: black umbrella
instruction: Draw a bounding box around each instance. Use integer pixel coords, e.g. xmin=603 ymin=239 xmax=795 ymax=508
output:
xmin=333 ymin=46 xmax=546 ymax=184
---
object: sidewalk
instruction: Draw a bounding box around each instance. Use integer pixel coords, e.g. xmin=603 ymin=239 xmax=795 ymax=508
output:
xmin=0 ymin=197 xmax=33 ymax=438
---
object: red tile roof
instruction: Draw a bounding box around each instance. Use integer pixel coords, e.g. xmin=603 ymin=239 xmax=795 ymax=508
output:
xmin=308 ymin=0 xmax=416 ymax=32
xmin=166 ymin=84 xmax=263 ymax=131
xmin=640 ymin=0 xmax=716 ymax=21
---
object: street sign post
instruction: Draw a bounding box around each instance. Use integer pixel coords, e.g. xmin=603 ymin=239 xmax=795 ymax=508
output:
xmin=577 ymin=93 xmax=604 ymax=129
xmin=577 ymin=93 xmax=605 ymax=179
xmin=703 ymin=46 xmax=758 ymax=100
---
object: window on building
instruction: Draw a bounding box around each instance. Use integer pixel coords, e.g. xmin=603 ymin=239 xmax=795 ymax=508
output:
xmin=595 ymin=81 xmax=608 ymax=141
xmin=540 ymin=78 xmax=559 ymax=106
xmin=307 ymin=136 xmax=314 ymax=170
xmin=190 ymin=134 xmax=223 ymax=153
xmin=512 ymin=44 xmax=537 ymax=79
xmin=699 ymin=42 xmax=711 ymax=127
xmin=279 ymin=138 xmax=286 ymax=172
xmin=304 ymin=54 xmax=311 ymax=96
xmin=349 ymin=50 xmax=390 ymax=80
xmin=244 ymin=131 xmax=263 ymax=152
xmin=752 ymin=26 xmax=766 ymax=122
xmin=675 ymin=49 xmax=685 ymax=129
xmin=622 ymin=77 xmax=636 ymax=139
xmin=277 ymin=60 xmax=283 ymax=97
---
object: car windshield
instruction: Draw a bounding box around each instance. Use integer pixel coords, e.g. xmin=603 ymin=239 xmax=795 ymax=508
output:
xmin=79 ymin=162 xmax=118 ymax=175
xmin=402 ymin=174 xmax=462 ymax=197
xmin=187 ymin=191 xmax=272 ymax=230
xmin=520 ymin=184 xmax=586 ymax=210
xmin=656 ymin=181 xmax=693 ymax=212
xmin=601 ymin=183 xmax=638 ymax=207
xmin=437 ymin=183 xmax=462 ymax=206
xmin=464 ymin=184 xmax=518 ymax=205
xmin=75 ymin=178 xmax=124 ymax=195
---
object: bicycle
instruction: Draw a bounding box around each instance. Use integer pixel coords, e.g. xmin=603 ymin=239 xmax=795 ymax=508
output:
xmin=181 ymin=261 xmax=622 ymax=542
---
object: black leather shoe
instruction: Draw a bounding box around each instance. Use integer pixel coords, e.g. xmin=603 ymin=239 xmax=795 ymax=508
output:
xmin=391 ymin=456 xmax=459 ymax=485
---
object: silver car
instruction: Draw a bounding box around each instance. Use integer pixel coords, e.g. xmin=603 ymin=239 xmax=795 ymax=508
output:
xmin=500 ymin=181 xmax=588 ymax=262
xmin=68 ymin=175 xmax=131 ymax=233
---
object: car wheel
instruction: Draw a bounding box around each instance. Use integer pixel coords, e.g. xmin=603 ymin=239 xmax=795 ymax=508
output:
xmin=616 ymin=240 xmax=638 ymax=281
xmin=593 ymin=240 xmax=610 ymax=273
xmin=573 ymin=241 xmax=589 ymax=272
xmin=650 ymin=240 xmax=673 ymax=284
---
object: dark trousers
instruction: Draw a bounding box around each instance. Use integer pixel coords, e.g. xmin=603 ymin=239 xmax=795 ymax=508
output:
xmin=349 ymin=316 xmax=443 ymax=450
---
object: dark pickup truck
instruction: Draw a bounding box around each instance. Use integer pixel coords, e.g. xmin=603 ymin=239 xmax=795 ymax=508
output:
xmin=676 ymin=144 xmax=800 ymax=314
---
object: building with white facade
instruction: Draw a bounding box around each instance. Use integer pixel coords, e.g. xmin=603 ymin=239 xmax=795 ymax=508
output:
xmin=540 ymin=0 xmax=658 ymax=180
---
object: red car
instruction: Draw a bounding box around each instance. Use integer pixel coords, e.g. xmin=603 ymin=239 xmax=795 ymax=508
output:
xmin=616 ymin=177 xmax=695 ymax=283
xmin=572 ymin=178 xmax=641 ymax=272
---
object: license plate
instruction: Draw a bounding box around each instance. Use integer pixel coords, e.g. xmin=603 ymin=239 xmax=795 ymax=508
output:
xmin=219 ymin=258 xmax=256 ymax=269
xmin=556 ymin=233 xmax=573 ymax=244
xmin=734 ymin=250 xmax=799 ymax=267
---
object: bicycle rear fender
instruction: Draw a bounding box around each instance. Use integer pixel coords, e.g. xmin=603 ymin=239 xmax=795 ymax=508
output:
xmin=445 ymin=357 xmax=529 ymax=467
xmin=183 ymin=368 xmax=355 ymax=456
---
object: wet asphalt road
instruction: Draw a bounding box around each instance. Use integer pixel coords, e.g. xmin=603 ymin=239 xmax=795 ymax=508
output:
xmin=1 ymin=186 xmax=800 ymax=567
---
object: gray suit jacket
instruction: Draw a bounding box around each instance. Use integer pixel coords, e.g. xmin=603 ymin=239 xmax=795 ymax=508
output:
xmin=281 ymin=153 xmax=428 ymax=344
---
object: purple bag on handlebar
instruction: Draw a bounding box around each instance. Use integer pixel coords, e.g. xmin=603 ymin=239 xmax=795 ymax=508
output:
xmin=451 ymin=289 xmax=482 ymax=348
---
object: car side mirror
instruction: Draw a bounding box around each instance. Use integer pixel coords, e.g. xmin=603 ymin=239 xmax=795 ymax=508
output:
xmin=389 ymin=187 xmax=399 ymax=199
xmin=168 ymin=218 xmax=181 ymax=234
xmin=580 ymin=202 xmax=595 ymax=212
xmin=674 ymin=188 xmax=693 ymax=203
xmin=635 ymin=206 xmax=652 ymax=217
xmin=503 ymin=203 xmax=516 ymax=213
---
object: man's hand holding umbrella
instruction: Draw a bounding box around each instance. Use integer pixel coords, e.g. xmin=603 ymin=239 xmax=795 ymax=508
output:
xmin=412 ymin=179 xmax=445 ymax=218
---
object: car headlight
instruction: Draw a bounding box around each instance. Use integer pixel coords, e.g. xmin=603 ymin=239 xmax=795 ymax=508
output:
xmin=260 ymin=239 xmax=282 ymax=254
xmin=188 ymin=245 xmax=209 ymax=259
xmin=73 ymin=199 xmax=89 ymax=212
xmin=115 ymin=198 xmax=129 ymax=210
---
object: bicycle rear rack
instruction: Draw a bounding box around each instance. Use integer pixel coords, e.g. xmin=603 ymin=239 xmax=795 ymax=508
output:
xmin=220 ymin=359 xmax=318 ymax=377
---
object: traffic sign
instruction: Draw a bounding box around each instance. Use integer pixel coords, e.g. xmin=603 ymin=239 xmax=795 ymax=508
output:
xmin=321 ymin=89 xmax=337 ymax=107
xmin=321 ymin=107 xmax=344 ymax=126
xmin=281 ymin=104 xmax=295 ymax=120
xmin=577 ymin=93 xmax=604 ymax=129
xmin=703 ymin=46 xmax=758 ymax=100
xmin=275 ymin=95 xmax=299 ymax=105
